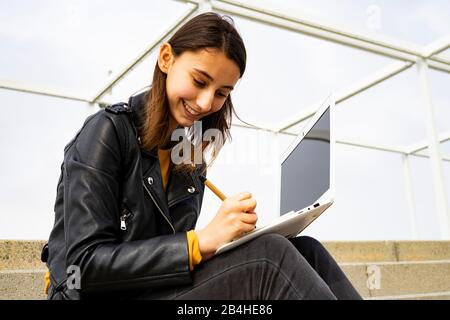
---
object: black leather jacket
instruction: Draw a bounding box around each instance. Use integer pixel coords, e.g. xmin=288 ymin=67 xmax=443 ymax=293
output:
xmin=45 ymin=91 xmax=205 ymax=299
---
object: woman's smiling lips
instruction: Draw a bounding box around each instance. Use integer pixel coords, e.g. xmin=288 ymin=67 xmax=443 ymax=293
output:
xmin=182 ymin=100 xmax=201 ymax=120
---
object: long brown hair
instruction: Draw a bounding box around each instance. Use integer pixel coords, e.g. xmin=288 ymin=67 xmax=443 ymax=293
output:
xmin=140 ymin=12 xmax=247 ymax=174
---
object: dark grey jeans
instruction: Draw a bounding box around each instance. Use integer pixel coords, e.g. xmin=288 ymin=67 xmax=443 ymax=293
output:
xmin=136 ymin=234 xmax=362 ymax=300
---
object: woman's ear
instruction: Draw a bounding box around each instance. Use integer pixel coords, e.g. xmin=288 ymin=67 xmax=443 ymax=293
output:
xmin=158 ymin=43 xmax=174 ymax=74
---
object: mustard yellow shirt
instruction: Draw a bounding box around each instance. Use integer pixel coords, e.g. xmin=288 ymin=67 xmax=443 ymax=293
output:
xmin=158 ymin=148 xmax=202 ymax=271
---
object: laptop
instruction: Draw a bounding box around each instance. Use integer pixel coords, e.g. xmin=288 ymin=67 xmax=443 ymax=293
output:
xmin=215 ymin=95 xmax=335 ymax=255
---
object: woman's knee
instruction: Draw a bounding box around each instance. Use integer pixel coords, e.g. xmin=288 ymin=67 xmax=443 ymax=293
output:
xmin=254 ymin=233 xmax=294 ymax=250
xmin=246 ymin=233 xmax=299 ymax=261
xmin=250 ymin=234 xmax=322 ymax=256
xmin=289 ymin=236 xmax=327 ymax=257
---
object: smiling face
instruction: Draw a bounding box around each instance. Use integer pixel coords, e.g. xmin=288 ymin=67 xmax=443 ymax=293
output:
xmin=158 ymin=44 xmax=241 ymax=128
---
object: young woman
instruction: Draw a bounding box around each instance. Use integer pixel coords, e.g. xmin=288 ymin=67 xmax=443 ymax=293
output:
xmin=43 ymin=12 xmax=362 ymax=300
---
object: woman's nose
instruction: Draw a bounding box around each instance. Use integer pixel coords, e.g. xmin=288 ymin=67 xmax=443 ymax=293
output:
xmin=196 ymin=90 xmax=214 ymax=113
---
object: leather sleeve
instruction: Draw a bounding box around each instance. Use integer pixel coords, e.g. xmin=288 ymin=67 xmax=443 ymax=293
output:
xmin=63 ymin=112 xmax=191 ymax=293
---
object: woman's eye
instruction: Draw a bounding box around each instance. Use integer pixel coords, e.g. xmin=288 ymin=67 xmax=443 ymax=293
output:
xmin=216 ymin=92 xmax=227 ymax=98
xmin=194 ymin=79 xmax=205 ymax=87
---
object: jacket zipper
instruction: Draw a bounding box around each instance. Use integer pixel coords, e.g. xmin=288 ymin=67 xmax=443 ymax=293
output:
xmin=120 ymin=210 xmax=133 ymax=231
xmin=120 ymin=214 xmax=130 ymax=231
xmin=143 ymin=182 xmax=175 ymax=234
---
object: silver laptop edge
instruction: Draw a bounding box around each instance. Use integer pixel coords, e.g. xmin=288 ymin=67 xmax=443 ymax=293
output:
xmin=214 ymin=95 xmax=335 ymax=255
xmin=276 ymin=94 xmax=335 ymax=216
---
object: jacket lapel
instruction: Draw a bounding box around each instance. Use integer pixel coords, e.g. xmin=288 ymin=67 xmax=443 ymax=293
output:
xmin=141 ymin=154 xmax=174 ymax=230
xmin=167 ymin=170 xmax=200 ymax=209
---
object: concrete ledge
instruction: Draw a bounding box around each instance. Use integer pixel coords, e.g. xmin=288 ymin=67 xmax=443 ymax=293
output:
xmin=0 ymin=269 xmax=47 ymax=300
xmin=0 ymin=240 xmax=46 ymax=270
xmin=2 ymin=240 xmax=449 ymax=269
xmin=1 ymin=240 xmax=449 ymax=300
xmin=366 ymin=291 xmax=450 ymax=300
xmin=323 ymin=241 xmax=450 ymax=263
xmin=3 ymin=261 xmax=449 ymax=300
xmin=341 ymin=260 xmax=450 ymax=298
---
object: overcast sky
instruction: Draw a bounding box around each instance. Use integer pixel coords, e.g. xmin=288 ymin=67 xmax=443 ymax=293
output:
xmin=1 ymin=0 xmax=449 ymax=240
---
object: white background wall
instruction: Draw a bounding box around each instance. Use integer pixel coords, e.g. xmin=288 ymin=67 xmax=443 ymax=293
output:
xmin=1 ymin=0 xmax=449 ymax=240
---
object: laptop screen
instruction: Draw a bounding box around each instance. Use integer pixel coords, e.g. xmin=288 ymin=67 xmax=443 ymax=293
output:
xmin=280 ymin=106 xmax=330 ymax=215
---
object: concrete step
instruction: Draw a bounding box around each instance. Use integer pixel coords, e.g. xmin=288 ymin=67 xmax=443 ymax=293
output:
xmin=340 ymin=260 xmax=450 ymax=298
xmin=2 ymin=240 xmax=449 ymax=269
xmin=3 ymin=261 xmax=450 ymax=300
xmin=366 ymin=291 xmax=450 ymax=300
xmin=323 ymin=240 xmax=450 ymax=263
xmin=1 ymin=240 xmax=450 ymax=300
xmin=0 ymin=240 xmax=46 ymax=270
xmin=0 ymin=269 xmax=46 ymax=300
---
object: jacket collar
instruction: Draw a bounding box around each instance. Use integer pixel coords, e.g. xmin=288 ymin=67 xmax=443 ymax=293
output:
xmin=128 ymin=90 xmax=147 ymax=132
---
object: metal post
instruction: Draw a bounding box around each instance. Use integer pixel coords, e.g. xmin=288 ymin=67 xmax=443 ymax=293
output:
xmin=416 ymin=58 xmax=450 ymax=239
xmin=402 ymin=155 xmax=419 ymax=239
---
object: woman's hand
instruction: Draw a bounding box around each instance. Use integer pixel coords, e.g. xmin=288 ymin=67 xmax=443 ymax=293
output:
xmin=196 ymin=192 xmax=258 ymax=260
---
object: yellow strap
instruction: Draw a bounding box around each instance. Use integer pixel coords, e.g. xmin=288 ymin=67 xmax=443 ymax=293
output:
xmin=44 ymin=270 xmax=50 ymax=295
